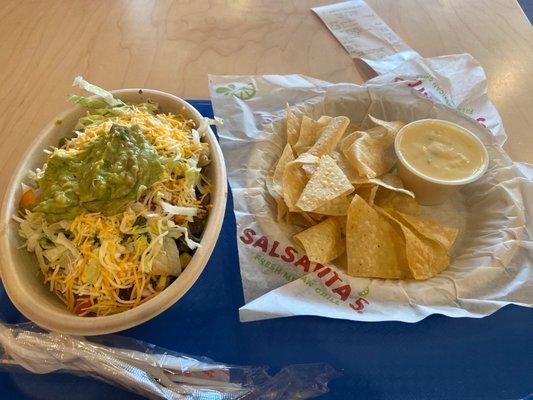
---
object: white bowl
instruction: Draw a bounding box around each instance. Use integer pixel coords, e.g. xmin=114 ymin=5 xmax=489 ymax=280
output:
xmin=0 ymin=89 xmax=227 ymax=335
xmin=394 ymin=118 xmax=489 ymax=205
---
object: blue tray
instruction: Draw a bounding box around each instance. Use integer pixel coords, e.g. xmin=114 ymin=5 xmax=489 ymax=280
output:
xmin=1 ymin=100 xmax=531 ymax=400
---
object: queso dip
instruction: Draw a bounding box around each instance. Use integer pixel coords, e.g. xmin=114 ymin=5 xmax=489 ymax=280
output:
xmin=397 ymin=120 xmax=486 ymax=181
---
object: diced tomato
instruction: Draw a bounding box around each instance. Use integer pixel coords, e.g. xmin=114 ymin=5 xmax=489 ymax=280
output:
xmin=20 ymin=189 xmax=37 ymax=210
xmin=75 ymin=296 xmax=93 ymax=315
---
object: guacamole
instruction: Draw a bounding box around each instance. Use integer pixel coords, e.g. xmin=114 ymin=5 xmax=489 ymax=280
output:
xmin=35 ymin=124 xmax=164 ymax=221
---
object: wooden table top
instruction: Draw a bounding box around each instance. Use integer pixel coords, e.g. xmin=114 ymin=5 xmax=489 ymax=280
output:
xmin=0 ymin=0 xmax=532 ymax=196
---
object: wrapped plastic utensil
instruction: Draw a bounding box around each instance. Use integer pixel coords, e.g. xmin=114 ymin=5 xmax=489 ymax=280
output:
xmin=0 ymin=322 xmax=338 ymax=400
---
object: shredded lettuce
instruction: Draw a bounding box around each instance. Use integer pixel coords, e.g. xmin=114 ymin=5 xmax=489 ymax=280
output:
xmin=68 ymin=76 xmax=130 ymax=130
xmin=75 ymin=114 xmax=106 ymax=130
xmin=34 ymin=244 xmax=46 ymax=272
xmin=173 ymin=225 xmax=200 ymax=250
xmin=197 ymin=174 xmax=209 ymax=195
xmin=143 ymin=102 xmax=159 ymax=114
xmin=66 ymin=94 xmax=107 ymax=109
xmin=17 ymin=212 xmax=44 ymax=252
xmin=151 ymin=237 xmax=181 ymax=276
xmin=191 ymin=129 xmax=201 ymax=145
xmin=160 ymin=201 xmax=197 ymax=219
xmin=139 ymin=231 xmax=167 ymax=273
xmin=197 ymin=117 xmax=221 ymax=136
xmin=91 ymin=107 xmax=126 ymax=116
xmin=185 ymin=166 xmax=201 ymax=194
xmin=83 ymin=259 xmax=101 ymax=284
xmin=56 ymin=233 xmax=81 ymax=259
xmin=72 ymin=76 xmax=124 ymax=107
xmin=43 ymin=246 xmax=67 ymax=263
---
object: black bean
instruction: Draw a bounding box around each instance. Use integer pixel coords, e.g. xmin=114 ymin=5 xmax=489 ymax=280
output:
xmin=133 ymin=216 xmax=147 ymax=227
xmin=118 ymin=288 xmax=132 ymax=301
xmin=188 ymin=218 xmax=205 ymax=237
xmin=175 ymin=237 xmax=189 ymax=253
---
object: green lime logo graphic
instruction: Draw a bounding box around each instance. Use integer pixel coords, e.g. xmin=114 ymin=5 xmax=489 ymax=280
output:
xmin=358 ymin=287 xmax=370 ymax=297
xmin=216 ymin=82 xmax=256 ymax=100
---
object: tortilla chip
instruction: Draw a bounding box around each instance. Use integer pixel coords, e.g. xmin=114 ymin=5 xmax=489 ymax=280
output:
xmin=293 ymin=218 xmax=344 ymax=263
xmin=291 ymin=152 xmax=319 ymax=178
xmin=286 ymin=104 xmax=300 ymax=146
xmin=369 ymin=173 xmax=414 ymax=198
xmin=346 ymin=122 xmax=360 ymax=134
xmin=306 ymin=212 xmax=328 ymax=224
xmin=346 ymin=195 xmax=410 ymax=279
xmin=271 ymin=144 xmax=295 ymax=197
xmin=355 ymin=185 xmax=378 ymax=205
xmin=374 ymin=173 xmax=403 ymax=187
xmin=293 ymin=116 xmax=315 ymax=154
xmin=266 ymin=176 xmax=287 ymax=222
xmin=334 ymin=251 xmax=348 ymax=270
xmin=377 ymin=208 xmax=457 ymax=280
xmin=317 ymin=116 xmax=333 ymax=125
xmin=267 ymin=144 xmax=300 ymax=221
xmin=265 ymin=173 xmax=276 ymax=197
xmin=287 ymin=211 xmax=315 ymax=227
xmin=313 ymin=194 xmax=352 ymax=216
xmin=301 ymin=163 xmax=316 ymax=177
xmin=282 ymin=161 xmax=308 ymax=211
xmin=340 ymin=131 xmax=358 ymax=150
xmin=296 ymin=155 xmax=354 ymax=212
xmin=334 ymin=215 xmax=347 ymax=235
xmin=275 ymin=197 xmax=288 ymax=222
xmin=390 ymin=210 xmax=458 ymax=250
xmin=308 ymin=116 xmax=350 ymax=156
xmin=294 ymin=152 xmax=319 ymax=164
xmin=374 ymin=189 xmax=420 ymax=216
xmin=340 ymin=131 xmax=362 ymax=153
xmin=343 ymin=129 xmax=395 ymax=178
xmin=328 ymin=151 xmax=367 ymax=184
xmin=381 ymin=210 xmax=441 ymax=280
xmin=293 ymin=116 xmax=332 ymax=155
xmin=301 ymin=151 xmax=363 ymax=182
xmin=369 ymin=115 xmax=405 ymax=136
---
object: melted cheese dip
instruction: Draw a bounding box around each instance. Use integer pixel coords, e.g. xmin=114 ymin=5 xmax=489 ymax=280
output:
xmin=398 ymin=120 xmax=485 ymax=181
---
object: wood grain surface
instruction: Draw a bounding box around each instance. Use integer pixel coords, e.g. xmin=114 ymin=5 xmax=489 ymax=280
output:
xmin=0 ymin=0 xmax=531 ymax=197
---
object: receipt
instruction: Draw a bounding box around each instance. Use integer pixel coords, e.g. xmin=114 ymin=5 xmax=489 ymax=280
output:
xmin=312 ymin=0 xmax=419 ymax=73
xmin=312 ymin=0 xmax=506 ymax=142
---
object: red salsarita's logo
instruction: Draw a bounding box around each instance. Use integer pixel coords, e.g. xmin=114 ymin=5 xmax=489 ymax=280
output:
xmin=240 ymin=228 xmax=370 ymax=314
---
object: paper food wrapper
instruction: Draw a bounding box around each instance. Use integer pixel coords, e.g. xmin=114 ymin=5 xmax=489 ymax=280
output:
xmin=208 ymin=0 xmax=533 ymax=323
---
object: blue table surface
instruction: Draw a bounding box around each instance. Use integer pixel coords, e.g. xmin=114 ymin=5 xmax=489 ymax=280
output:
xmin=1 ymin=100 xmax=531 ymax=400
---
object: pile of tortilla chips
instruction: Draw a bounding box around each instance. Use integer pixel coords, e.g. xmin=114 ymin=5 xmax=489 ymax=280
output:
xmin=266 ymin=105 xmax=458 ymax=280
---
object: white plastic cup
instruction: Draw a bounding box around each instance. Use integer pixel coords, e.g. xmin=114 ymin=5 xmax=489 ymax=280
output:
xmin=394 ymin=119 xmax=489 ymax=205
